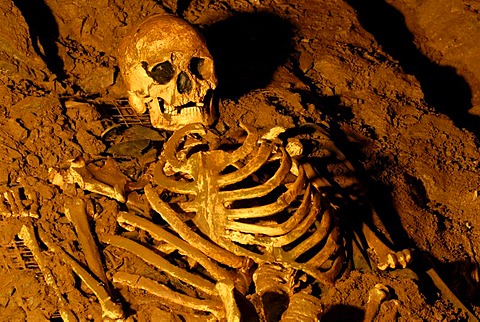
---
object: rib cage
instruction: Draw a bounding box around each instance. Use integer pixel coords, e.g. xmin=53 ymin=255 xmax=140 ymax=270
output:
xmin=149 ymin=123 xmax=345 ymax=285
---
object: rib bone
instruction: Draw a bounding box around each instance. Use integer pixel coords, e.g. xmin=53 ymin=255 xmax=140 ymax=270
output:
xmin=112 ymin=271 xmax=225 ymax=319
xmin=101 ymin=234 xmax=217 ymax=296
xmin=115 ymin=211 xmax=248 ymax=293
xmin=148 ymin=124 xmax=345 ymax=288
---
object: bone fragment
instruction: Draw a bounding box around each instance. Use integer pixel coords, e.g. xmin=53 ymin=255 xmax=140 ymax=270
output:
xmin=215 ymin=280 xmax=241 ymax=322
xmin=86 ymin=158 xmax=129 ymax=192
xmin=71 ymin=158 xmax=126 ymax=202
xmin=364 ymin=283 xmax=389 ymax=322
xmin=425 ymin=267 xmax=479 ymax=322
xmin=260 ymin=126 xmax=286 ymax=141
xmin=113 ymin=271 xmax=224 ymax=318
xmin=38 ymin=228 xmax=124 ymax=321
xmin=65 ymin=197 xmax=110 ymax=291
xmin=0 ymin=187 xmax=39 ymax=218
xmin=51 ymin=157 xmax=126 ymax=202
xmin=361 ymin=222 xmax=412 ymax=271
xmin=286 ymin=138 xmax=303 ymax=158
xmin=17 ymin=225 xmax=78 ymax=322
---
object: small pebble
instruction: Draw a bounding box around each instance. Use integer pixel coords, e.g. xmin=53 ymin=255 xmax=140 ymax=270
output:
xmin=26 ymin=154 xmax=41 ymax=167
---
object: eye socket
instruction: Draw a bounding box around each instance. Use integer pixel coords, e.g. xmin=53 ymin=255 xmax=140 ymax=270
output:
xmin=147 ymin=61 xmax=175 ymax=84
xmin=189 ymin=57 xmax=208 ymax=80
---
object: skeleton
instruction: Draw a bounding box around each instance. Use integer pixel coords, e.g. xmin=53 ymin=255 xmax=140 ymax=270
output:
xmin=15 ymin=14 xmax=421 ymax=321
xmin=145 ymin=122 xmax=345 ymax=319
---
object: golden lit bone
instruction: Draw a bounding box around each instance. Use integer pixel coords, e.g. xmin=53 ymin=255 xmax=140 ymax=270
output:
xmin=51 ymin=157 xmax=126 ymax=203
xmin=17 ymin=225 xmax=78 ymax=322
xmin=101 ymin=234 xmax=217 ymax=296
xmin=364 ymin=284 xmax=390 ymax=322
xmin=112 ymin=271 xmax=225 ymax=318
xmin=149 ymin=124 xmax=345 ymax=289
xmin=65 ymin=197 xmax=110 ymax=290
xmin=0 ymin=186 xmax=39 ymax=218
xmin=116 ymin=211 xmax=248 ymax=293
xmin=145 ymin=185 xmax=246 ymax=269
xmin=38 ymin=228 xmax=124 ymax=321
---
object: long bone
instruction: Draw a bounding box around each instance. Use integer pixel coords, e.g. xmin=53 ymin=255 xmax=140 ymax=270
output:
xmin=17 ymin=225 xmax=78 ymax=322
xmin=65 ymin=197 xmax=110 ymax=291
xmin=37 ymin=227 xmax=125 ymax=321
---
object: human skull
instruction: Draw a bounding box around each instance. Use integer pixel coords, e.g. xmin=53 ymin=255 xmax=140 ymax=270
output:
xmin=118 ymin=15 xmax=217 ymax=130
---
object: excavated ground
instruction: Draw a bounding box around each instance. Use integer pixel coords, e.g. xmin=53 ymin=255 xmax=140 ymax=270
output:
xmin=0 ymin=0 xmax=479 ymax=321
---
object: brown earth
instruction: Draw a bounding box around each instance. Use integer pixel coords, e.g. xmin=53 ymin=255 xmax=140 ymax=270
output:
xmin=0 ymin=0 xmax=479 ymax=321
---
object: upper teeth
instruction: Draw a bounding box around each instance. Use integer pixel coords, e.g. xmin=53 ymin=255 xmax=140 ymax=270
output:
xmin=163 ymin=105 xmax=202 ymax=116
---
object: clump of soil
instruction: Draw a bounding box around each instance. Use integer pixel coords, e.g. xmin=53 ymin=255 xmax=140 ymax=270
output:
xmin=0 ymin=0 xmax=479 ymax=321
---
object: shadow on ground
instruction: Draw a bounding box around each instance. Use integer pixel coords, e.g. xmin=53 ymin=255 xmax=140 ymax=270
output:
xmin=345 ymin=0 xmax=477 ymax=136
xmin=13 ymin=0 xmax=66 ymax=81
xmin=322 ymin=304 xmax=364 ymax=322
xmin=204 ymin=12 xmax=296 ymax=99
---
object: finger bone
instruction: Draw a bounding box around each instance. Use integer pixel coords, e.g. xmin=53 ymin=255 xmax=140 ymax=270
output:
xmin=364 ymin=283 xmax=390 ymax=322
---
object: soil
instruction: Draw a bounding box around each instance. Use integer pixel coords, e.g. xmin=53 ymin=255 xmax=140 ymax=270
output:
xmin=0 ymin=0 xmax=479 ymax=321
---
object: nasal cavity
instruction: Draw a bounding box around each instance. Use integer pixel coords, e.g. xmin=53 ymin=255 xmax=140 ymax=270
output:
xmin=177 ymin=71 xmax=192 ymax=94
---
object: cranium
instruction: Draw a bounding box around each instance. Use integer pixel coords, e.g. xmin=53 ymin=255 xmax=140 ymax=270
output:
xmin=118 ymin=15 xmax=217 ymax=130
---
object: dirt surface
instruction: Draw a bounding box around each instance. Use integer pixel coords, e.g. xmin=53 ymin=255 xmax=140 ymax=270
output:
xmin=0 ymin=0 xmax=480 ymax=321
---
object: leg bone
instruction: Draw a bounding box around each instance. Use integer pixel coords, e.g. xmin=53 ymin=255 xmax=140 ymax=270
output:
xmin=65 ymin=197 xmax=110 ymax=291
xmin=38 ymin=228 xmax=124 ymax=321
xmin=17 ymin=225 xmax=78 ymax=322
